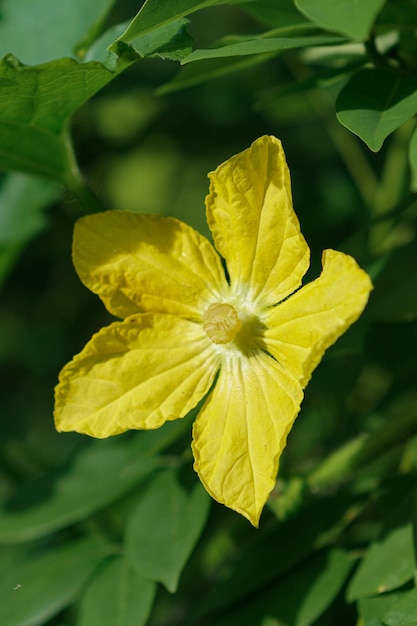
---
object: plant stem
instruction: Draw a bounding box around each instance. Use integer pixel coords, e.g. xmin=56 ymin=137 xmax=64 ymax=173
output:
xmin=65 ymin=169 xmax=105 ymax=215
xmin=369 ymin=119 xmax=416 ymax=253
xmin=373 ymin=119 xmax=415 ymax=217
xmin=61 ymin=128 xmax=105 ymax=214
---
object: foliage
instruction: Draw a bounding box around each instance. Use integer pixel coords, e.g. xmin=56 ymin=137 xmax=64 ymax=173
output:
xmin=1 ymin=0 xmax=417 ymax=625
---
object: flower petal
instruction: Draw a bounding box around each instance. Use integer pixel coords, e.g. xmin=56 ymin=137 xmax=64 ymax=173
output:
xmin=192 ymin=352 xmax=304 ymax=526
xmin=264 ymin=249 xmax=373 ymax=387
xmin=54 ymin=314 xmax=219 ymax=438
xmin=73 ymin=212 xmax=228 ymax=320
xmin=206 ymin=135 xmax=310 ymax=307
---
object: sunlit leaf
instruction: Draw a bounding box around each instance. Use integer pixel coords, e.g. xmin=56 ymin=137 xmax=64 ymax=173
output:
xmin=295 ymin=0 xmax=386 ymax=40
xmin=78 ymin=556 xmax=157 ymax=626
xmin=125 ymin=468 xmax=211 ymax=592
xmin=0 ymin=0 xmax=116 ymax=64
xmin=0 ymin=537 xmax=107 ymax=626
xmin=0 ymin=420 xmax=190 ymax=542
xmin=347 ymin=524 xmax=415 ymax=601
xmin=336 ymin=68 xmax=417 ymax=151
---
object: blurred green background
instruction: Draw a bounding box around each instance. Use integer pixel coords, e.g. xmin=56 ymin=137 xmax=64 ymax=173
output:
xmin=1 ymin=1 xmax=417 ymax=625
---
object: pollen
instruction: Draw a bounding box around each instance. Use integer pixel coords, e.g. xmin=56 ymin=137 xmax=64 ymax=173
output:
xmin=203 ymin=303 xmax=242 ymax=344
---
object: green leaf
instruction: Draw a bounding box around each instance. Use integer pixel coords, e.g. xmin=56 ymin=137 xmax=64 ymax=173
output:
xmin=383 ymin=589 xmax=417 ymax=626
xmin=112 ymin=18 xmax=194 ymax=63
xmin=86 ymin=18 xmax=194 ymax=67
xmin=78 ymin=556 xmax=156 ymax=626
xmin=0 ymin=55 xmax=123 ymax=182
xmin=182 ymin=33 xmax=345 ymax=62
xmin=0 ymin=172 xmax=60 ymax=288
xmin=212 ymin=548 xmax=354 ymax=626
xmin=113 ymin=0 xmax=248 ymax=43
xmin=0 ymin=13 xmax=195 ymax=182
xmin=0 ymin=0 xmax=116 ymax=64
xmin=368 ymin=240 xmax=417 ymax=322
xmin=347 ymin=524 xmax=416 ymax=601
xmin=0 ymin=420 xmax=189 ymax=542
xmin=336 ymin=68 xmax=417 ymax=151
xmin=294 ymin=549 xmax=354 ymax=626
xmin=358 ymin=592 xmax=408 ymax=626
xmin=294 ymin=0 xmax=386 ymax=40
xmin=0 ymin=536 xmax=107 ymax=626
xmin=125 ymin=468 xmax=211 ymax=592
xmin=238 ymin=0 xmax=313 ymax=31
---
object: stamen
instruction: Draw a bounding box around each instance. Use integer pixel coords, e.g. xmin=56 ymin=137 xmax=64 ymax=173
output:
xmin=203 ymin=303 xmax=242 ymax=344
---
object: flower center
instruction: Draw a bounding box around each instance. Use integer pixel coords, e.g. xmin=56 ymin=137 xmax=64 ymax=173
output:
xmin=203 ymin=303 xmax=242 ymax=345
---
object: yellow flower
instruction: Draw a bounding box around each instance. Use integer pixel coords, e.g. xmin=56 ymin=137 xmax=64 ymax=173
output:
xmin=54 ymin=136 xmax=372 ymax=526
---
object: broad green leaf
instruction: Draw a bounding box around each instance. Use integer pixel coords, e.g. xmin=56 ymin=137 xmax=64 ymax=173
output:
xmin=212 ymin=548 xmax=354 ymax=626
xmin=0 ymin=55 xmax=122 ymax=182
xmin=0 ymin=536 xmax=107 ymax=626
xmin=347 ymin=524 xmax=416 ymax=601
xmin=113 ymin=0 xmax=248 ymax=43
xmin=409 ymin=126 xmax=417 ymax=191
xmin=294 ymin=0 xmax=386 ymax=40
xmin=182 ymin=33 xmax=345 ymax=63
xmin=368 ymin=240 xmax=417 ymax=323
xmin=0 ymin=420 xmax=190 ymax=542
xmin=0 ymin=0 xmax=116 ymax=64
xmin=238 ymin=0 xmax=313 ymax=31
xmin=0 ymin=172 xmax=60 ymax=288
xmin=78 ymin=556 xmax=156 ymax=626
xmin=383 ymin=589 xmax=417 ymax=626
xmin=359 ymin=592 xmax=409 ymax=626
xmin=125 ymin=468 xmax=211 ymax=592
xmin=336 ymin=68 xmax=417 ymax=151
xmin=0 ymin=19 xmax=189 ymax=182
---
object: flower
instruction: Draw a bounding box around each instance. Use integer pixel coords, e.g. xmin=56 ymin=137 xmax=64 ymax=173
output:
xmin=54 ymin=135 xmax=372 ymax=526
